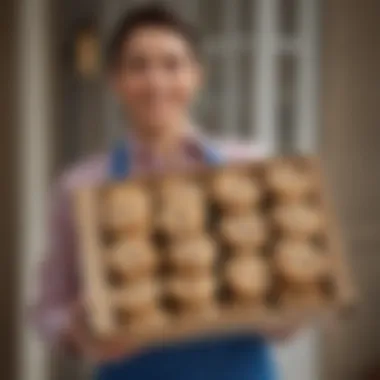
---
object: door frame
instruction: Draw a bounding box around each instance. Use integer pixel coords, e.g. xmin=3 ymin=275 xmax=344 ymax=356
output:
xmin=18 ymin=0 xmax=52 ymax=378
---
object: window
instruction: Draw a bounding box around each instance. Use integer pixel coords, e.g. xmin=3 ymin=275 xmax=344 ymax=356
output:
xmin=176 ymin=0 xmax=319 ymax=154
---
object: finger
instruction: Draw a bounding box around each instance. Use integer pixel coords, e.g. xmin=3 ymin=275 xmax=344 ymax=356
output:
xmin=64 ymin=300 xmax=99 ymax=357
xmin=90 ymin=342 xmax=127 ymax=364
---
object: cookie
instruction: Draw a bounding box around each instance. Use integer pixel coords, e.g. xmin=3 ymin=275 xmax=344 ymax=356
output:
xmin=273 ymin=240 xmax=328 ymax=285
xmin=157 ymin=200 xmax=205 ymax=238
xmin=102 ymin=184 xmax=151 ymax=235
xmin=266 ymin=161 xmax=314 ymax=201
xmin=224 ymin=256 xmax=270 ymax=303
xmin=159 ymin=177 xmax=204 ymax=206
xmin=168 ymin=236 xmax=216 ymax=275
xmin=107 ymin=239 xmax=157 ymax=280
xmin=112 ymin=281 xmax=161 ymax=316
xmin=166 ymin=276 xmax=217 ymax=308
xmin=220 ymin=214 xmax=267 ymax=248
xmin=273 ymin=204 xmax=323 ymax=238
xmin=211 ymin=170 xmax=261 ymax=213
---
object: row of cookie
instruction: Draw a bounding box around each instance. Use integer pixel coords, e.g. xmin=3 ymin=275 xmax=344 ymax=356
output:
xmin=104 ymin=198 xmax=323 ymax=257
xmin=106 ymin=222 xmax=328 ymax=284
xmin=110 ymin=256 xmax=268 ymax=332
xmin=106 ymin=237 xmax=216 ymax=281
xmin=101 ymin=178 xmax=204 ymax=239
xmin=159 ymin=201 xmax=324 ymax=245
xmin=219 ymin=203 xmax=323 ymax=251
xmin=210 ymin=161 xmax=316 ymax=212
xmin=107 ymin=237 xmax=267 ymax=326
xmin=108 ymin=238 xmax=329 ymax=328
xmin=159 ymin=179 xmax=217 ymax=316
xmin=273 ymin=239 xmax=331 ymax=308
xmin=160 ymin=179 xmax=218 ymax=314
xmin=101 ymin=161 xmax=316 ymax=237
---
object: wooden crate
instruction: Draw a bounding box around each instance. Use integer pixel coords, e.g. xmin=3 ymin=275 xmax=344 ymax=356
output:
xmin=74 ymin=156 xmax=356 ymax=346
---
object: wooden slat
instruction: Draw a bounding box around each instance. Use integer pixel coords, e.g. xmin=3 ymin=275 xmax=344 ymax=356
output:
xmin=74 ymin=189 xmax=115 ymax=336
xmin=314 ymin=158 xmax=358 ymax=314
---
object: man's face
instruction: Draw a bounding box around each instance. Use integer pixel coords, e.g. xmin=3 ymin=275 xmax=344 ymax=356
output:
xmin=112 ymin=27 xmax=202 ymax=135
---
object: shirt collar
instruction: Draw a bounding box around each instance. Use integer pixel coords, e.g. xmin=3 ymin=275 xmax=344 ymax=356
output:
xmin=125 ymin=125 xmax=205 ymax=162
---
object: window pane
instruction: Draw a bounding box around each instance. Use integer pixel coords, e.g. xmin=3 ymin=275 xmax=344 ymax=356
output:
xmin=206 ymin=54 xmax=225 ymax=96
xmin=238 ymin=0 xmax=256 ymax=34
xmin=277 ymin=53 xmax=297 ymax=153
xmin=198 ymin=97 xmax=224 ymax=136
xmin=278 ymin=0 xmax=298 ymax=37
xmin=198 ymin=54 xmax=225 ymax=135
xmin=237 ymin=50 xmax=255 ymax=138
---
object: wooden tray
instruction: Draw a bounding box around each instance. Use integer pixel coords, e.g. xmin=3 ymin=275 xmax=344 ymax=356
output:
xmin=74 ymin=156 xmax=356 ymax=346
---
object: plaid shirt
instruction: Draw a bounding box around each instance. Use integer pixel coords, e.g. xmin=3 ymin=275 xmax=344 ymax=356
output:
xmin=34 ymin=136 xmax=268 ymax=345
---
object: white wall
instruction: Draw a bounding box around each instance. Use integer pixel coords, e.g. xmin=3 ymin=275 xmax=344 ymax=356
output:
xmin=18 ymin=0 xmax=51 ymax=378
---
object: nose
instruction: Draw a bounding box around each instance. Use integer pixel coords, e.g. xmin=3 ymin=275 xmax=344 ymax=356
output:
xmin=145 ymin=66 xmax=168 ymax=89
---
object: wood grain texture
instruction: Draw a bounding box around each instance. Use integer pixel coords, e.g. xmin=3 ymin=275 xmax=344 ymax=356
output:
xmin=74 ymin=157 xmax=355 ymax=348
xmin=75 ymin=189 xmax=115 ymax=336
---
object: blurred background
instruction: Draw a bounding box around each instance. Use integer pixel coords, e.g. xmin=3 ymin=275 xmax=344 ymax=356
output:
xmin=1 ymin=0 xmax=379 ymax=379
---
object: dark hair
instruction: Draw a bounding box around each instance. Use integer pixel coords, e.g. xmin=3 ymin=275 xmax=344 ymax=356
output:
xmin=107 ymin=2 xmax=201 ymax=70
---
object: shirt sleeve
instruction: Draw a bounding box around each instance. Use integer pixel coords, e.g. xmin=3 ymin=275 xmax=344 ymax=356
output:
xmin=32 ymin=178 xmax=79 ymax=347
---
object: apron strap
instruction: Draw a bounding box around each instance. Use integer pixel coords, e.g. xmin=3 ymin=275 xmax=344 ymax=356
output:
xmin=202 ymin=143 xmax=224 ymax=166
xmin=109 ymin=141 xmax=132 ymax=180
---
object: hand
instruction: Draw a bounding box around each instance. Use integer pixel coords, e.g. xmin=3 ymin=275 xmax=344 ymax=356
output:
xmin=262 ymin=322 xmax=301 ymax=342
xmin=88 ymin=337 xmax=140 ymax=364
xmin=63 ymin=301 xmax=141 ymax=363
xmin=269 ymin=324 xmax=299 ymax=342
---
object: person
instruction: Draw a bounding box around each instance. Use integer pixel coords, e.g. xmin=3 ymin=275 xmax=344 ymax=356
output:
xmin=34 ymin=3 xmax=291 ymax=379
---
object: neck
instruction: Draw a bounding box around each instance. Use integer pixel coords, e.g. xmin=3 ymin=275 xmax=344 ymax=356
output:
xmin=131 ymin=120 xmax=193 ymax=157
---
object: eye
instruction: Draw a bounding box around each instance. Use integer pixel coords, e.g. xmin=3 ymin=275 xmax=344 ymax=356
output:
xmin=163 ymin=55 xmax=183 ymax=72
xmin=124 ymin=55 xmax=149 ymax=73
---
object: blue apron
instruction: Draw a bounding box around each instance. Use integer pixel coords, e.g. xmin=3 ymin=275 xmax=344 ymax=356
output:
xmin=95 ymin=141 xmax=277 ymax=380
